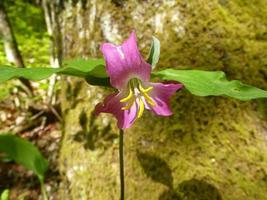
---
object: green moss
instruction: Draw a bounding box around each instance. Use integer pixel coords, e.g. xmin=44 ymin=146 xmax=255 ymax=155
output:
xmin=58 ymin=0 xmax=267 ymax=199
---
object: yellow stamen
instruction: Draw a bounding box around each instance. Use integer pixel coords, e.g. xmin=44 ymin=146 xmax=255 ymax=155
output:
xmin=120 ymin=88 xmax=133 ymax=103
xmin=139 ymin=85 xmax=153 ymax=93
xmin=137 ymin=98 xmax=145 ymax=118
xmin=142 ymin=92 xmax=156 ymax=106
xmin=138 ymin=83 xmax=155 ymax=106
xmin=120 ymin=79 xmax=156 ymax=114
xmin=121 ymin=98 xmax=135 ymax=110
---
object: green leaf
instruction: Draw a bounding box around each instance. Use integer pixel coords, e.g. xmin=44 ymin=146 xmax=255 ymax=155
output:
xmin=0 ymin=58 xmax=108 ymax=84
xmin=153 ymin=69 xmax=267 ymax=100
xmin=0 ymin=189 xmax=9 ymax=200
xmin=85 ymin=76 xmax=111 ymax=87
xmin=0 ymin=134 xmax=48 ymax=182
xmin=147 ymin=36 xmax=160 ymax=69
xmin=64 ymin=58 xmax=107 ymax=78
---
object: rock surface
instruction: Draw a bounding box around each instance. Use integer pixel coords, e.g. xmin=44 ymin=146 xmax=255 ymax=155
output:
xmin=58 ymin=1 xmax=267 ymax=199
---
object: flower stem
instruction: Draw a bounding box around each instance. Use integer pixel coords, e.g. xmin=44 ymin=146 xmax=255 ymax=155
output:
xmin=119 ymin=129 xmax=124 ymax=200
xmin=40 ymin=180 xmax=48 ymax=200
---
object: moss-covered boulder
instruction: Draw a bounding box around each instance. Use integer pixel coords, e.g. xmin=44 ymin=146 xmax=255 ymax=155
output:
xmin=58 ymin=1 xmax=267 ymax=199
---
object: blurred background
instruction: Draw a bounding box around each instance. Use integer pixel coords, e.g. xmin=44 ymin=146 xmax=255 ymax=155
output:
xmin=0 ymin=0 xmax=267 ymax=200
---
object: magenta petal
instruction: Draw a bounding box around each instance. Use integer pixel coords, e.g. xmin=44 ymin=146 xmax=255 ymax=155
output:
xmin=95 ymin=93 xmax=138 ymax=129
xmin=149 ymin=82 xmax=183 ymax=116
xmin=100 ymin=31 xmax=151 ymax=89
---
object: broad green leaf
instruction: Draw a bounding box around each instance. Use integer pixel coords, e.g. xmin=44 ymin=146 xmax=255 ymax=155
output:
xmin=153 ymin=69 xmax=267 ymax=100
xmin=64 ymin=59 xmax=109 ymax=86
xmin=0 ymin=66 xmax=58 ymax=83
xmin=0 ymin=134 xmax=48 ymax=182
xmin=64 ymin=58 xmax=107 ymax=78
xmin=147 ymin=36 xmax=160 ymax=69
xmin=0 ymin=58 xmax=108 ymax=84
xmin=85 ymin=76 xmax=111 ymax=87
xmin=0 ymin=190 xmax=9 ymax=200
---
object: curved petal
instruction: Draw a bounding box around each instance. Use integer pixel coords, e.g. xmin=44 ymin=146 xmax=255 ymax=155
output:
xmin=149 ymin=82 xmax=183 ymax=116
xmin=100 ymin=31 xmax=151 ymax=89
xmin=95 ymin=93 xmax=138 ymax=129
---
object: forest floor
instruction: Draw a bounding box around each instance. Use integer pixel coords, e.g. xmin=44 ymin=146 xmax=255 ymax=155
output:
xmin=0 ymin=93 xmax=61 ymax=200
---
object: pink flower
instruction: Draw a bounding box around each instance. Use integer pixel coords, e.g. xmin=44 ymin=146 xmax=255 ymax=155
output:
xmin=95 ymin=31 xmax=182 ymax=129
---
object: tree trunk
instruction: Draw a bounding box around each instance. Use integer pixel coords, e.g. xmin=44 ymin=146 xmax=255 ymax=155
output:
xmin=57 ymin=1 xmax=267 ymax=199
xmin=0 ymin=0 xmax=24 ymax=67
xmin=42 ymin=0 xmax=62 ymax=68
xmin=42 ymin=0 xmax=63 ymax=104
xmin=0 ymin=0 xmax=32 ymax=93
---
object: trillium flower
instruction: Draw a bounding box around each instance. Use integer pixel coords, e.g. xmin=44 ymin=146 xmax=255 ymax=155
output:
xmin=95 ymin=31 xmax=182 ymax=129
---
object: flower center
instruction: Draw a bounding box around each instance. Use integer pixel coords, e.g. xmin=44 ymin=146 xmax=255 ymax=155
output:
xmin=120 ymin=78 xmax=156 ymax=118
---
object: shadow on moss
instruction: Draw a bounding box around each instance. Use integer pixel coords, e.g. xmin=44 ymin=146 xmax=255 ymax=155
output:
xmin=159 ymin=189 xmax=182 ymax=200
xmin=73 ymin=110 xmax=117 ymax=150
xmin=136 ymin=151 xmax=222 ymax=200
xmin=178 ymin=179 xmax=222 ymax=200
xmin=137 ymin=151 xmax=173 ymax=188
xmin=159 ymin=179 xmax=222 ymax=200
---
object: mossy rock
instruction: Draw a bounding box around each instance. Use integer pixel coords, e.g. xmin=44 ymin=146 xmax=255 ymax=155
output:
xmin=58 ymin=1 xmax=267 ymax=199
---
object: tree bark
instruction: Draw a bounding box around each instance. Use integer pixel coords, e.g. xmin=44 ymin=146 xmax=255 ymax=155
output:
xmin=41 ymin=0 xmax=63 ymax=104
xmin=56 ymin=1 xmax=267 ymax=199
xmin=0 ymin=0 xmax=33 ymax=93
xmin=42 ymin=0 xmax=62 ymax=68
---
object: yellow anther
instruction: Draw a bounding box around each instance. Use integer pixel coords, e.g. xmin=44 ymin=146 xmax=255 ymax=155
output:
xmin=142 ymin=92 xmax=156 ymax=106
xmin=139 ymin=85 xmax=153 ymax=93
xmin=137 ymin=98 xmax=145 ymax=118
xmin=120 ymin=89 xmax=133 ymax=103
xmin=121 ymin=98 xmax=135 ymax=110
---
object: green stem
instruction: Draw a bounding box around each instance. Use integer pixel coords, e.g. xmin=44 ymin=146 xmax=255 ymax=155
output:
xmin=40 ymin=180 xmax=48 ymax=200
xmin=119 ymin=129 xmax=124 ymax=200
